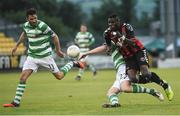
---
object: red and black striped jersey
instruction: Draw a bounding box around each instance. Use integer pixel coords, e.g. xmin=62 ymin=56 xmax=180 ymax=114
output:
xmin=103 ymin=23 xmax=144 ymax=58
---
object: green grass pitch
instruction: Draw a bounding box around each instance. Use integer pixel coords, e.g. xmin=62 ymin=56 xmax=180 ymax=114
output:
xmin=0 ymin=68 xmax=180 ymax=115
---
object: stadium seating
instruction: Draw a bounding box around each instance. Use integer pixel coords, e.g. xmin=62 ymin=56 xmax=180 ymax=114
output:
xmin=0 ymin=32 xmax=26 ymax=55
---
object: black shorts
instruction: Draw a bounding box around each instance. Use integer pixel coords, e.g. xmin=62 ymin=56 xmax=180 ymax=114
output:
xmin=125 ymin=49 xmax=149 ymax=71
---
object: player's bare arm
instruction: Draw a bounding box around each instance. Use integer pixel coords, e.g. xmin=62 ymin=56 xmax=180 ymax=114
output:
xmin=53 ymin=34 xmax=65 ymax=57
xmin=79 ymin=44 xmax=108 ymax=60
xmin=12 ymin=31 xmax=26 ymax=56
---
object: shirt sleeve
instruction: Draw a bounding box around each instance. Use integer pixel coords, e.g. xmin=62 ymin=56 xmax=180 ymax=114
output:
xmin=41 ymin=23 xmax=55 ymax=38
xmin=103 ymin=31 xmax=111 ymax=47
xmin=124 ymin=23 xmax=135 ymax=39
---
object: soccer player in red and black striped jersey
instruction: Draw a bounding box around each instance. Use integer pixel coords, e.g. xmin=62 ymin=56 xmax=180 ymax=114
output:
xmin=104 ymin=14 xmax=174 ymax=101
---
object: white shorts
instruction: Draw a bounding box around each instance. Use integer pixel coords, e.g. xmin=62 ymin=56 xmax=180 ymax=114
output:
xmin=112 ymin=64 xmax=130 ymax=90
xmin=23 ymin=56 xmax=59 ymax=73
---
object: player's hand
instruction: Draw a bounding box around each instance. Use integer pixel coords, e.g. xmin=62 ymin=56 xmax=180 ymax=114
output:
xmin=78 ymin=53 xmax=87 ymax=60
xmin=56 ymin=50 xmax=65 ymax=58
xmin=11 ymin=46 xmax=18 ymax=56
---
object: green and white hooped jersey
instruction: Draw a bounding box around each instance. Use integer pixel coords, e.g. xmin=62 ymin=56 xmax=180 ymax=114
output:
xmin=111 ymin=42 xmax=125 ymax=70
xmin=23 ymin=20 xmax=55 ymax=58
xmin=74 ymin=32 xmax=95 ymax=53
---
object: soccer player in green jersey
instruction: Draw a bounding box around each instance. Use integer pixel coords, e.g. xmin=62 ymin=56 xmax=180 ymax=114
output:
xmin=79 ymin=43 xmax=164 ymax=108
xmin=74 ymin=24 xmax=97 ymax=80
xmin=3 ymin=8 xmax=85 ymax=107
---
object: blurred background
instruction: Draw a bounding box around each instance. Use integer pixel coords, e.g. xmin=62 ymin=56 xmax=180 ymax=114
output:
xmin=0 ymin=0 xmax=180 ymax=70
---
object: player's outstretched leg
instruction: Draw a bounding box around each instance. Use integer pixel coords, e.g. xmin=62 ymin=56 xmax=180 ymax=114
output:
xmin=131 ymin=84 xmax=164 ymax=101
xmin=60 ymin=61 xmax=85 ymax=76
xmin=150 ymin=72 xmax=174 ymax=101
xmin=138 ymin=72 xmax=174 ymax=101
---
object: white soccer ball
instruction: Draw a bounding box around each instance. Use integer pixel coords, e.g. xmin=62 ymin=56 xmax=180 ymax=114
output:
xmin=67 ymin=45 xmax=80 ymax=58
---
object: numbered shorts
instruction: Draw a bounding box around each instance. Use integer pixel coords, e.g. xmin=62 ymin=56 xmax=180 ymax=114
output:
xmin=125 ymin=49 xmax=149 ymax=71
xmin=22 ymin=56 xmax=59 ymax=73
xmin=112 ymin=64 xmax=129 ymax=90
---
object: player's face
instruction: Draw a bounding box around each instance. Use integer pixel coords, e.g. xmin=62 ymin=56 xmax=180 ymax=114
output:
xmin=27 ymin=14 xmax=38 ymax=26
xmin=108 ymin=18 xmax=119 ymax=31
xmin=80 ymin=25 xmax=87 ymax=32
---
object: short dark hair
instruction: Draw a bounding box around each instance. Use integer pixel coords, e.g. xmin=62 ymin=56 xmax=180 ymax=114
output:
xmin=109 ymin=14 xmax=120 ymax=22
xmin=26 ymin=8 xmax=37 ymax=17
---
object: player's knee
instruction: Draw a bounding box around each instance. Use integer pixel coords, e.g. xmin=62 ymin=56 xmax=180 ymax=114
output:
xmin=121 ymin=81 xmax=132 ymax=92
xmin=140 ymin=66 xmax=150 ymax=75
xmin=127 ymin=72 xmax=137 ymax=82
xmin=122 ymin=89 xmax=131 ymax=93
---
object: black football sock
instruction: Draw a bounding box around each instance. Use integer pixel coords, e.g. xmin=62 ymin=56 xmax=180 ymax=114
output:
xmin=150 ymin=72 xmax=168 ymax=89
xmin=137 ymin=75 xmax=151 ymax=84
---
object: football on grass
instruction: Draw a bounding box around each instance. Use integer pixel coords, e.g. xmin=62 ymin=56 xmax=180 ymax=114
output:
xmin=67 ymin=45 xmax=80 ymax=58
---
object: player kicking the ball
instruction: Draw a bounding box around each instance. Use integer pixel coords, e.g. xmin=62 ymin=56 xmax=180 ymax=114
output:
xmin=79 ymin=44 xmax=164 ymax=108
xmin=3 ymin=8 xmax=85 ymax=107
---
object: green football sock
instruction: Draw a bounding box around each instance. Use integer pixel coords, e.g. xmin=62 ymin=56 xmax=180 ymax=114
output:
xmin=109 ymin=94 xmax=119 ymax=105
xmin=13 ymin=81 xmax=26 ymax=105
xmin=132 ymin=84 xmax=155 ymax=95
xmin=60 ymin=61 xmax=74 ymax=76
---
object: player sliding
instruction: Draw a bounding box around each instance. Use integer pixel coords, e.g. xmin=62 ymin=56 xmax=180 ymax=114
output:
xmin=79 ymin=44 xmax=164 ymax=108
xmin=104 ymin=14 xmax=173 ymax=101
xmin=3 ymin=8 xmax=85 ymax=107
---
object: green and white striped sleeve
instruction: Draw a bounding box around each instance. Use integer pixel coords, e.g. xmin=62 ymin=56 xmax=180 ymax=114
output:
xmin=39 ymin=21 xmax=55 ymax=38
